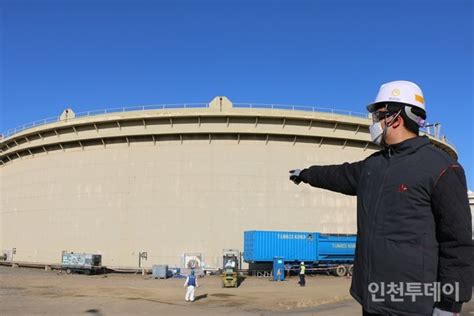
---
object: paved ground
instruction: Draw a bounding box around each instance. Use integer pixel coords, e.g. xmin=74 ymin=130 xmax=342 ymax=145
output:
xmin=1 ymin=266 xmax=473 ymax=315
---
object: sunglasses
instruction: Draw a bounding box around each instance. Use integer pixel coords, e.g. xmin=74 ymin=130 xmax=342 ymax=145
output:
xmin=371 ymin=110 xmax=398 ymax=122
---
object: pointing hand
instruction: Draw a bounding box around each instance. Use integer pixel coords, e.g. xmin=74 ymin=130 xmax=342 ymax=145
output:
xmin=289 ymin=169 xmax=302 ymax=185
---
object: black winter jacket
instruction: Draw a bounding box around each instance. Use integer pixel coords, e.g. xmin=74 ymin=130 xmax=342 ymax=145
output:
xmin=299 ymin=136 xmax=472 ymax=315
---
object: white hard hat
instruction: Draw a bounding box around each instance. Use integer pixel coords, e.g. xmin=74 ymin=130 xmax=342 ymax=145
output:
xmin=300 ymin=262 xmax=304 ymax=265
xmin=367 ymin=80 xmax=426 ymax=113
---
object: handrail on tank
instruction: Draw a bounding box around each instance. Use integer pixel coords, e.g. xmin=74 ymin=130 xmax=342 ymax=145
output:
xmin=0 ymin=102 xmax=450 ymax=145
xmin=0 ymin=103 xmax=209 ymax=139
xmin=232 ymin=103 xmax=368 ymax=119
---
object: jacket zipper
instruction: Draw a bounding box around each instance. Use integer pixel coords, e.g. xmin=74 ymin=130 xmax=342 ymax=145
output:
xmin=365 ymin=148 xmax=392 ymax=309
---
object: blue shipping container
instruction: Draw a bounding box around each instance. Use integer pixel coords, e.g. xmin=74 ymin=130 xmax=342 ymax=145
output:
xmin=244 ymin=230 xmax=356 ymax=263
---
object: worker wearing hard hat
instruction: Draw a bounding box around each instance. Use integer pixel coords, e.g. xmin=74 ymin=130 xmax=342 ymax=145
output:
xmin=290 ymin=81 xmax=472 ymax=316
xmin=298 ymin=262 xmax=306 ymax=287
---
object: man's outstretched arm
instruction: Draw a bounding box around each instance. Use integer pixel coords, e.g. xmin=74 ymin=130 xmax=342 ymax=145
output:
xmin=290 ymin=160 xmax=365 ymax=196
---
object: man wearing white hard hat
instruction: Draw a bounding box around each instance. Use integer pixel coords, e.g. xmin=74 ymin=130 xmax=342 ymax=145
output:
xmin=289 ymin=81 xmax=472 ymax=315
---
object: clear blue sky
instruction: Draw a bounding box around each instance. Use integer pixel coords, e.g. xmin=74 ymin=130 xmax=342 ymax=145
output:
xmin=1 ymin=0 xmax=473 ymax=188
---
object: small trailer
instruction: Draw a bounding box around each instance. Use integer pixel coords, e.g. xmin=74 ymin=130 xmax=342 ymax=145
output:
xmin=244 ymin=230 xmax=356 ymax=277
xmin=61 ymin=251 xmax=105 ymax=275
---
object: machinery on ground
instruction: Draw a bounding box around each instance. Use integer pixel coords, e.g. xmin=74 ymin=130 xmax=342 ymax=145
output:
xmin=61 ymin=251 xmax=105 ymax=275
xmin=221 ymin=251 xmax=239 ymax=288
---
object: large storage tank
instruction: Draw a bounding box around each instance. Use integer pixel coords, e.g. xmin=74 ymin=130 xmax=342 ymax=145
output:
xmin=0 ymin=97 xmax=456 ymax=269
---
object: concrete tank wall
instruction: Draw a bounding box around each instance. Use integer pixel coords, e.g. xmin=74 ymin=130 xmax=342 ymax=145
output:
xmin=0 ymin=136 xmax=370 ymax=268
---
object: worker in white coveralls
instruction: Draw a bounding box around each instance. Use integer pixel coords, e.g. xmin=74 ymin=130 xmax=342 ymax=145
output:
xmin=184 ymin=270 xmax=199 ymax=302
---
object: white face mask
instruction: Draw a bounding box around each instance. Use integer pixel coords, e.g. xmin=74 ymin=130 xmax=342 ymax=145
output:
xmin=369 ymin=122 xmax=384 ymax=145
xmin=369 ymin=109 xmax=401 ymax=146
